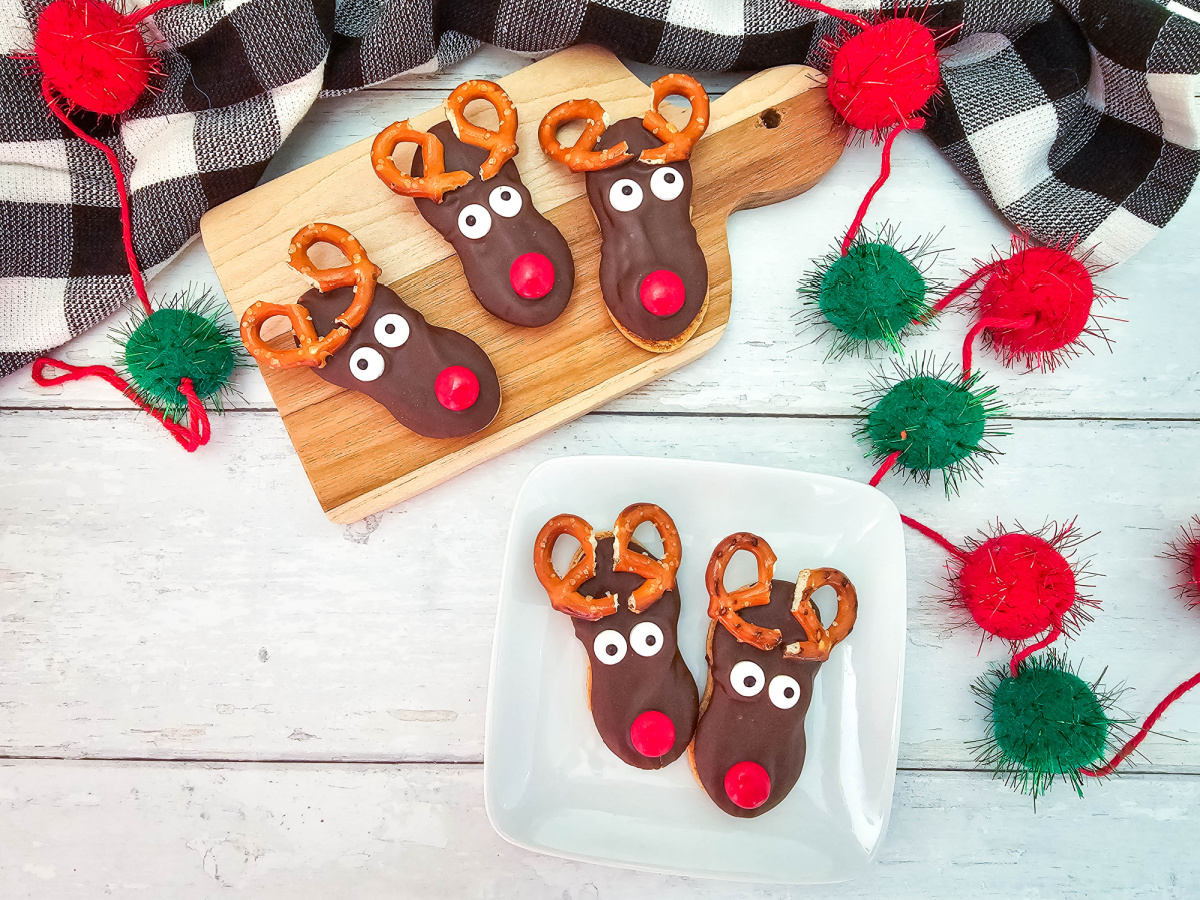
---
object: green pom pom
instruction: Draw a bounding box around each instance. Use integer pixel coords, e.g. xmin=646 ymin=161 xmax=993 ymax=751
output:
xmin=799 ymin=225 xmax=941 ymax=359
xmin=972 ymin=652 xmax=1125 ymax=798
xmin=857 ymin=355 xmax=1008 ymax=494
xmin=114 ymin=287 xmax=243 ymax=421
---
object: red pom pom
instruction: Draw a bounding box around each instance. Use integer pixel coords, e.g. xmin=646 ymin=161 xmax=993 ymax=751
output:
xmin=952 ymin=523 xmax=1094 ymax=642
xmin=978 ymin=246 xmax=1095 ymax=370
xmin=1165 ymin=516 xmax=1200 ymax=608
xmin=827 ymin=17 xmax=940 ymax=134
xmin=35 ymin=0 xmax=155 ymax=116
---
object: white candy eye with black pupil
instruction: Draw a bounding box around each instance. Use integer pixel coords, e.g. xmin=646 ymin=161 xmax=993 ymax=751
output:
xmin=650 ymin=166 xmax=684 ymax=201
xmin=349 ymin=346 xmax=384 ymax=383
xmin=594 ymin=630 xmax=627 ymax=665
xmin=630 ymin=621 xmax=664 ymax=657
xmin=730 ymin=660 xmax=765 ymax=697
xmin=609 ymin=178 xmax=643 ymax=212
xmin=458 ymin=203 xmax=492 ymax=239
xmin=373 ymin=313 xmax=410 ymax=348
xmin=488 ymin=185 xmax=522 ymax=218
xmin=769 ymin=674 xmax=801 ymax=709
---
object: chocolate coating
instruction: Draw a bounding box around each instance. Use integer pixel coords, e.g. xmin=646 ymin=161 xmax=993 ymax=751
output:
xmin=691 ymin=579 xmax=823 ymax=818
xmin=303 ymin=283 xmax=501 ymax=439
xmin=413 ymin=121 xmax=574 ymax=327
xmin=570 ymin=536 xmax=699 ymax=769
xmin=586 ymin=118 xmax=708 ymax=344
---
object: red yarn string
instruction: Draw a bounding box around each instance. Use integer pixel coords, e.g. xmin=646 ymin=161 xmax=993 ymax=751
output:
xmin=1080 ymin=670 xmax=1200 ymax=779
xmin=928 ymin=260 xmax=1001 ymax=317
xmin=41 ymin=81 xmax=152 ymax=316
xmin=840 ymin=116 xmax=924 ymax=256
xmin=900 ymin=514 xmax=968 ymax=560
xmin=869 ymin=449 xmax=903 ymax=486
xmin=961 ymin=313 xmax=1037 ymax=378
xmin=1007 ymin=618 xmax=1062 ymax=678
xmin=785 ymin=0 xmax=871 ymax=30
xmin=32 ymin=357 xmax=210 ymax=451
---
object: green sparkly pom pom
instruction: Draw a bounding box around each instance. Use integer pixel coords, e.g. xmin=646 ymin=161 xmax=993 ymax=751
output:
xmin=798 ymin=225 xmax=942 ymax=359
xmin=856 ymin=354 xmax=1008 ymax=494
xmin=113 ymin=287 xmax=243 ymax=421
xmin=971 ymin=651 xmax=1126 ymax=798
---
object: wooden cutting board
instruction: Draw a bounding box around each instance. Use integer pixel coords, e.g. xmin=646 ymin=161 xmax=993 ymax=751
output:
xmin=200 ymin=45 xmax=845 ymax=523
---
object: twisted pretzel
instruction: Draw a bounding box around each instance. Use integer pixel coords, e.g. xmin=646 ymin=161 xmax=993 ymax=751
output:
xmin=785 ymin=568 xmax=858 ymax=662
xmin=706 ymin=532 xmax=780 ymax=651
xmin=640 ymin=73 xmax=709 ymax=165
xmin=444 ymin=80 xmax=519 ymax=181
xmin=612 ymin=503 xmax=682 ymax=613
xmin=371 ymin=120 xmax=473 ymax=203
xmin=538 ymin=98 xmax=632 ymax=172
xmin=239 ymin=223 xmax=382 ymax=370
xmin=534 ymin=514 xmax=618 ymax=621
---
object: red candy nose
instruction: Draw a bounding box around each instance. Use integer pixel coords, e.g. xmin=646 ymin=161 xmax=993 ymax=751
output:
xmin=724 ymin=760 xmax=771 ymax=810
xmin=629 ymin=710 xmax=676 ymax=758
xmin=639 ymin=269 xmax=686 ymax=317
xmin=434 ymin=365 xmax=480 ymax=411
xmin=510 ymin=252 xmax=556 ymax=299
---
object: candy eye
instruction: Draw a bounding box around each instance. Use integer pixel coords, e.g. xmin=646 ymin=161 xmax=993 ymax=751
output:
xmin=730 ymin=660 xmax=765 ymax=697
xmin=650 ymin=166 xmax=684 ymax=201
xmin=488 ymin=185 xmax=523 ymax=218
xmin=609 ymin=178 xmax=643 ymax=212
xmin=594 ymin=630 xmax=627 ymax=665
xmin=458 ymin=203 xmax=492 ymax=239
xmin=373 ymin=313 xmax=410 ymax=348
xmin=348 ymin=346 xmax=384 ymax=382
xmin=629 ymin=621 xmax=664 ymax=657
xmin=768 ymin=674 xmax=801 ymax=709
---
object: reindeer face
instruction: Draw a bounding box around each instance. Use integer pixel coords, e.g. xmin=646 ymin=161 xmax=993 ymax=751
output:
xmin=692 ymin=579 xmax=823 ymax=818
xmin=585 ymin=118 xmax=708 ymax=347
xmin=302 ymin=283 xmax=501 ymax=439
xmin=570 ymin=534 xmax=699 ymax=769
xmin=413 ymin=121 xmax=575 ymax=328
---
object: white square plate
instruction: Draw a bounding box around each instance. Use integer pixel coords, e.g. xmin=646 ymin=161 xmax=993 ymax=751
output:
xmin=484 ymin=456 xmax=906 ymax=883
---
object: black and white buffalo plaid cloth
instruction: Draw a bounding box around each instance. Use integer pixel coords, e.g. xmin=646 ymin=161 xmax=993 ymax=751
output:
xmin=2 ymin=0 xmax=1199 ymax=376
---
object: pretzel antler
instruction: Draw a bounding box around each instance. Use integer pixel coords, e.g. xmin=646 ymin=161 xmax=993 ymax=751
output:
xmin=612 ymin=503 xmax=682 ymax=613
xmin=371 ymin=120 xmax=473 ymax=203
xmin=444 ymin=80 xmax=519 ymax=180
xmin=239 ymin=223 xmax=382 ymax=370
xmin=538 ymin=98 xmax=632 ymax=172
xmin=534 ymin=514 xmax=619 ymax=621
xmin=785 ymin=568 xmax=858 ymax=662
xmin=705 ymin=532 xmax=780 ymax=651
xmin=640 ymin=73 xmax=709 ymax=165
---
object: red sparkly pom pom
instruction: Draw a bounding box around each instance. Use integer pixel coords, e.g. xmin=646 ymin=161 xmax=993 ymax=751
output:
xmin=34 ymin=0 xmax=158 ymax=116
xmin=1164 ymin=516 xmax=1200 ymax=608
xmin=827 ymin=16 xmax=940 ymax=135
xmin=948 ymin=521 xmax=1096 ymax=643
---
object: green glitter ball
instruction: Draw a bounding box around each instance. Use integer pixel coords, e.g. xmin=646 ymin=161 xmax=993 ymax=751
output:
xmin=991 ymin=664 xmax=1109 ymax=776
xmin=865 ymin=375 xmax=986 ymax=471
xmin=818 ymin=242 xmax=927 ymax=343
xmin=122 ymin=305 xmax=238 ymax=415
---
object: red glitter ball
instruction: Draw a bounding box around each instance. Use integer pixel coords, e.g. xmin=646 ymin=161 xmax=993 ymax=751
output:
xmin=957 ymin=532 xmax=1078 ymax=641
xmin=827 ymin=17 xmax=940 ymax=133
xmin=978 ymin=246 xmax=1094 ymax=367
xmin=35 ymin=0 xmax=155 ymax=116
xmin=629 ymin=710 xmax=676 ymax=758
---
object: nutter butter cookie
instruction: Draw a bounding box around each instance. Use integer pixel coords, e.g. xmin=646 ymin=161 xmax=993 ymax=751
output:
xmin=534 ymin=504 xmax=699 ymax=769
xmin=690 ymin=532 xmax=858 ymax=817
xmin=239 ymin=223 xmax=501 ymax=439
xmin=370 ymin=80 xmax=575 ymax=328
xmin=538 ymin=74 xmax=710 ymax=352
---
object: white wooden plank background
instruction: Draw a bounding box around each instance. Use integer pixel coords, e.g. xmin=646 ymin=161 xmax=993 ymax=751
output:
xmin=1 ymin=45 xmax=1198 ymax=897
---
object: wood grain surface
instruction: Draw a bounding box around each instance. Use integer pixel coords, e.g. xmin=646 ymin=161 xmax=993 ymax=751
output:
xmin=200 ymin=46 xmax=845 ymax=522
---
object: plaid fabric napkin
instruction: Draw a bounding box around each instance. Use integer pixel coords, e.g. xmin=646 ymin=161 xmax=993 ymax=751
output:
xmin=2 ymin=0 xmax=1197 ymax=376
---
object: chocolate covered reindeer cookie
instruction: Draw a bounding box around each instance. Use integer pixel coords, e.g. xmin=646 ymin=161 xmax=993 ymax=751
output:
xmin=371 ymin=80 xmax=574 ymax=328
xmin=239 ymin=223 xmax=501 ymax=439
xmin=690 ymin=533 xmax=858 ymax=817
xmin=538 ymin=74 xmax=710 ymax=352
xmin=534 ymin=504 xmax=699 ymax=769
